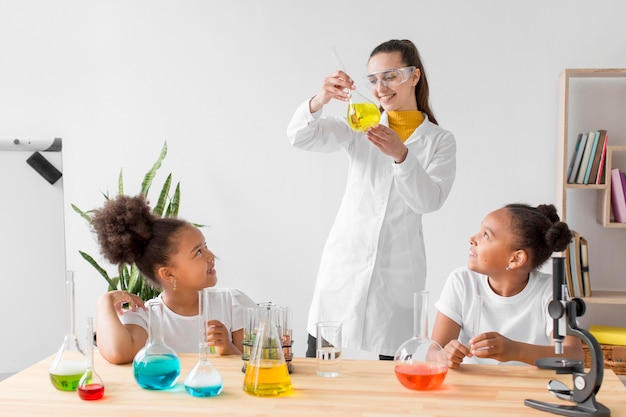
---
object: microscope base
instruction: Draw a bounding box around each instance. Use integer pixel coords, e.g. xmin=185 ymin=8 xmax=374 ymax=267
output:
xmin=524 ymin=398 xmax=610 ymax=417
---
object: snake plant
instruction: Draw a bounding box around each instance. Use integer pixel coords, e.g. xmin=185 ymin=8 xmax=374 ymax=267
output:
xmin=72 ymin=141 xmax=192 ymax=301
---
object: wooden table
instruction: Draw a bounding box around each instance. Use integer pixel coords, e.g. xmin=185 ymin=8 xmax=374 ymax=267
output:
xmin=1 ymin=353 xmax=626 ymax=416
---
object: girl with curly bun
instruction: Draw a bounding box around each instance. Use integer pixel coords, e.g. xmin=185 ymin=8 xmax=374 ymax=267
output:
xmin=432 ymin=203 xmax=584 ymax=368
xmin=92 ymin=194 xmax=255 ymax=365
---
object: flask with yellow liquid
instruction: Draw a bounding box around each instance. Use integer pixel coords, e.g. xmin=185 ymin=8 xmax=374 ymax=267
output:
xmin=331 ymin=46 xmax=381 ymax=132
xmin=242 ymin=306 xmax=292 ymax=397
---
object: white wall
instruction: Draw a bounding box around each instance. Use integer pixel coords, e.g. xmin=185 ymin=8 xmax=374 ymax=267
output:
xmin=1 ymin=0 xmax=626 ymax=366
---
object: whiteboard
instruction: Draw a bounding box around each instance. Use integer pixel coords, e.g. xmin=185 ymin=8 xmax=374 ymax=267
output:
xmin=0 ymin=139 xmax=67 ymax=374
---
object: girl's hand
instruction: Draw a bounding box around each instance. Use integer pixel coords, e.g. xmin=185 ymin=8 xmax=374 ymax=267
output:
xmin=206 ymin=319 xmax=239 ymax=355
xmin=364 ymin=124 xmax=408 ymax=163
xmin=470 ymin=332 xmax=516 ymax=362
xmin=106 ymin=290 xmax=145 ymax=315
xmin=309 ymin=70 xmax=356 ymax=113
xmin=443 ymin=339 xmax=472 ymax=369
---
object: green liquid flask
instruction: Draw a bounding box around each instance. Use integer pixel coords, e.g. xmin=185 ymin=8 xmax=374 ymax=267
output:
xmin=49 ymin=271 xmax=87 ymax=391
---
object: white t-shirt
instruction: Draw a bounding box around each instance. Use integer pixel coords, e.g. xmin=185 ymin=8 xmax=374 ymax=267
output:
xmin=434 ymin=267 xmax=553 ymax=365
xmin=120 ymin=288 xmax=256 ymax=353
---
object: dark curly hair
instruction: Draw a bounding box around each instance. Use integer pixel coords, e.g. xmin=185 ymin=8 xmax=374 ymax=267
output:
xmin=504 ymin=203 xmax=573 ymax=270
xmin=90 ymin=194 xmax=188 ymax=286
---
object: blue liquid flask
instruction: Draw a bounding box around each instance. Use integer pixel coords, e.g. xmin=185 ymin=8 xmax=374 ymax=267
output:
xmin=133 ymin=302 xmax=180 ymax=390
xmin=184 ymin=288 xmax=223 ymax=397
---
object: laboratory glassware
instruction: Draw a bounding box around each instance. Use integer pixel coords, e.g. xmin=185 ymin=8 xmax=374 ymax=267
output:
xmin=49 ymin=271 xmax=87 ymax=391
xmin=132 ymin=302 xmax=181 ymax=390
xmin=394 ymin=290 xmax=448 ymax=390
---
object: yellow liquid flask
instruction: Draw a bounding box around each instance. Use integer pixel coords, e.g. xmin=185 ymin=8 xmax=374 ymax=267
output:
xmin=331 ymin=46 xmax=381 ymax=132
xmin=348 ymin=100 xmax=381 ymax=132
xmin=49 ymin=271 xmax=87 ymax=391
xmin=243 ymin=306 xmax=292 ymax=397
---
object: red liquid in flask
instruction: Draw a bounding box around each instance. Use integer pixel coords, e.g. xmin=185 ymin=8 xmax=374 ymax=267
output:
xmin=394 ymin=363 xmax=447 ymax=390
xmin=78 ymin=383 xmax=105 ymax=400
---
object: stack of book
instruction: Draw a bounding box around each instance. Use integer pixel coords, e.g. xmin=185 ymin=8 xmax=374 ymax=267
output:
xmin=566 ymin=130 xmax=609 ymax=184
xmin=565 ymin=231 xmax=591 ymax=297
xmin=610 ymin=168 xmax=626 ymax=223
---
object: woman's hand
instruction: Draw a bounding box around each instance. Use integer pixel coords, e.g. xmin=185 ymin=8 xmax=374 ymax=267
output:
xmin=309 ymin=70 xmax=356 ymax=113
xmin=364 ymin=124 xmax=408 ymax=163
xmin=206 ymin=319 xmax=240 ymax=355
xmin=443 ymin=339 xmax=472 ymax=369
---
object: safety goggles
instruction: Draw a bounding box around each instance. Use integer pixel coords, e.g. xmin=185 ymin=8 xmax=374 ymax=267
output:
xmin=364 ymin=66 xmax=416 ymax=89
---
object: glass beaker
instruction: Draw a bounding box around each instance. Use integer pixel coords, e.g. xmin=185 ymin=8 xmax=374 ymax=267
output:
xmin=132 ymin=302 xmax=181 ymax=390
xmin=330 ymin=46 xmax=381 ymax=132
xmin=183 ymin=289 xmax=223 ymax=397
xmin=242 ymin=306 xmax=292 ymax=396
xmin=242 ymin=303 xmax=294 ymax=374
xmin=49 ymin=271 xmax=87 ymax=391
xmin=393 ymin=290 xmax=448 ymax=390
xmin=77 ymin=317 xmax=105 ymax=400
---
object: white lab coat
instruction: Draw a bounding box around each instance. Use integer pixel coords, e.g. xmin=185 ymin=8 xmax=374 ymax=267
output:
xmin=287 ymin=100 xmax=456 ymax=356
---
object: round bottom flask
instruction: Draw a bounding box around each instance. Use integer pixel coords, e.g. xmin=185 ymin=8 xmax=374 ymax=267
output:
xmin=394 ymin=291 xmax=448 ymax=391
xmin=133 ymin=302 xmax=181 ymax=390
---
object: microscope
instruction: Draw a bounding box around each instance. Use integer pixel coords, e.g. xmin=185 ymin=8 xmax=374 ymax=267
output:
xmin=525 ymin=256 xmax=610 ymax=416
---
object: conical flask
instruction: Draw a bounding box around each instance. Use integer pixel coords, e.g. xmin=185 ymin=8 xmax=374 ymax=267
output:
xmin=393 ymin=290 xmax=448 ymax=390
xmin=183 ymin=289 xmax=223 ymax=397
xmin=132 ymin=302 xmax=181 ymax=390
xmin=77 ymin=317 xmax=105 ymax=400
xmin=330 ymin=46 xmax=381 ymax=132
xmin=242 ymin=306 xmax=292 ymax=396
xmin=49 ymin=271 xmax=87 ymax=391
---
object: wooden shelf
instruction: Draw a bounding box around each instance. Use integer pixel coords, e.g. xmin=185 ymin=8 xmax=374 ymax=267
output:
xmin=557 ymin=68 xmax=626 ymax=306
xmin=581 ymin=290 xmax=626 ymax=305
xmin=602 ymin=146 xmax=626 ymax=227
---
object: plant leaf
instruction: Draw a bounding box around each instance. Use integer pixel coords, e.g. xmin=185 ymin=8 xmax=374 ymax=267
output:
xmin=153 ymin=173 xmax=172 ymax=218
xmin=78 ymin=251 xmax=116 ymax=288
xmin=141 ymin=141 xmax=167 ymax=196
xmin=118 ymin=169 xmax=124 ymax=195
xmin=165 ymin=182 xmax=181 ymax=218
xmin=71 ymin=204 xmax=93 ymax=223
xmin=127 ymin=263 xmax=141 ymax=294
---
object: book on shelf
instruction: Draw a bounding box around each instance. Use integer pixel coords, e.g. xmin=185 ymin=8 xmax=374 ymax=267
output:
xmin=564 ymin=238 xmax=575 ymax=297
xmin=567 ymin=133 xmax=588 ymax=183
xmin=576 ymin=132 xmax=597 ymax=184
xmin=567 ymin=133 xmax=584 ymax=183
xmin=610 ymin=168 xmax=626 ymax=223
xmin=564 ymin=231 xmax=591 ymax=298
xmin=590 ymin=130 xmax=608 ymax=184
xmin=567 ymin=231 xmax=584 ymax=297
xmin=579 ymin=235 xmax=591 ymax=297
xmin=583 ymin=131 xmax=600 ymax=184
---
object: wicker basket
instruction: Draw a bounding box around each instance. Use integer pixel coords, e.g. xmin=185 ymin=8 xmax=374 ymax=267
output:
xmin=582 ymin=343 xmax=626 ymax=375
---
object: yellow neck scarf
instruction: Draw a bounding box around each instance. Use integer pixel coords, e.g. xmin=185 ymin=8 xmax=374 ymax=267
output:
xmin=387 ymin=111 xmax=425 ymax=142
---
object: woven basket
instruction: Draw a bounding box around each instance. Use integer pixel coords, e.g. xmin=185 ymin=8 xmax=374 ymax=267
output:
xmin=582 ymin=343 xmax=626 ymax=375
